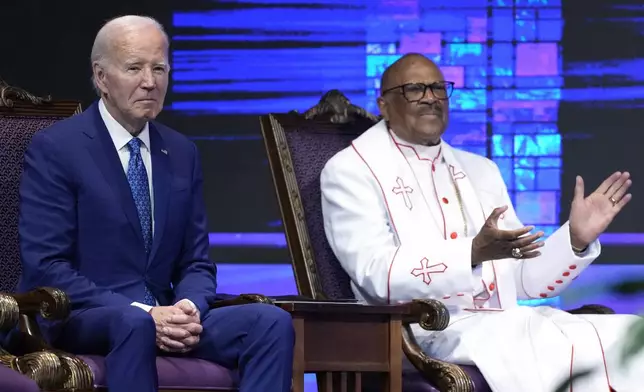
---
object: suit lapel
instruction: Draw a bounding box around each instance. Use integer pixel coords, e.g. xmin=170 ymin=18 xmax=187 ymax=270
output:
xmin=148 ymin=123 xmax=170 ymax=265
xmin=84 ymin=103 xmax=145 ymax=246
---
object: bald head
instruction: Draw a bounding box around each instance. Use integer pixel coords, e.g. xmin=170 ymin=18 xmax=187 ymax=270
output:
xmin=376 ymin=53 xmax=450 ymax=146
xmin=380 ymin=53 xmax=441 ymax=93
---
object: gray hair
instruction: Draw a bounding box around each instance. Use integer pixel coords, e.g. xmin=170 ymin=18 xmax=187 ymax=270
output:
xmin=90 ymin=15 xmax=169 ymax=96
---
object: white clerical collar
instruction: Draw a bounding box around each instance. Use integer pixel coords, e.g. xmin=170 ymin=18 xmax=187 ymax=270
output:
xmin=99 ymin=99 xmax=150 ymax=153
xmin=389 ymin=128 xmax=443 ymax=162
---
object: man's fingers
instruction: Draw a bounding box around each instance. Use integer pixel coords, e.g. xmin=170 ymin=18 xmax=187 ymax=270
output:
xmin=496 ymin=226 xmax=534 ymax=240
xmin=596 ymin=172 xmax=622 ymax=195
xmin=520 ymin=250 xmax=541 ymax=259
xmin=180 ymin=322 xmax=203 ymax=336
xmin=510 ymin=232 xmax=544 ymax=249
xmin=168 ymin=314 xmax=196 ymax=325
xmin=181 ymin=335 xmax=200 ymax=348
xmin=486 ymin=206 xmax=508 ymax=227
xmin=572 ymin=175 xmax=585 ymax=203
xmin=160 ymin=336 xmax=187 ymax=350
xmin=608 ymin=178 xmax=632 ymax=204
xmin=605 ymin=172 xmax=630 ymax=198
xmin=518 ymin=242 xmax=544 ymax=255
xmin=613 ymin=193 xmax=632 ymax=212
xmin=163 ymin=326 xmax=191 ymax=340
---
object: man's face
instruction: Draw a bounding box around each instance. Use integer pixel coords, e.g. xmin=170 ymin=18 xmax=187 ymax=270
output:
xmin=94 ymin=25 xmax=169 ymax=129
xmin=377 ymin=58 xmax=450 ymax=145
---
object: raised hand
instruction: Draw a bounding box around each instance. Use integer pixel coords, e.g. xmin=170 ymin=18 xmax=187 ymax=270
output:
xmin=569 ymin=172 xmax=632 ymax=250
xmin=471 ymin=206 xmax=544 ymax=266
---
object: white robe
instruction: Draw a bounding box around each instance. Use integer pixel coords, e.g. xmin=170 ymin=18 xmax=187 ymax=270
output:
xmin=320 ymin=120 xmax=642 ymax=392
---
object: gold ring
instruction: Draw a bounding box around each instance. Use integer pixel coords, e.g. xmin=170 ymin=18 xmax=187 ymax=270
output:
xmin=609 ymin=197 xmax=617 ymax=206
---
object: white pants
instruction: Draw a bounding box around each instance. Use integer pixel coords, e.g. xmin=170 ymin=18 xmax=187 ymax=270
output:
xmin=414 ymin=306 xmax=642 ymax=392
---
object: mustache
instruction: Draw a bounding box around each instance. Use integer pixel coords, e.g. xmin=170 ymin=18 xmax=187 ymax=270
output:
xmin=417 ymin=103 xmax=443 ymax=116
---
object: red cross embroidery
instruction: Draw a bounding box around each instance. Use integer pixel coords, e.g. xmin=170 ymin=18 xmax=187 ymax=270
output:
xmin=392 ymin=177 xmax=413 ymax=210
xmin=411 ymin=259 xmax=448 ymax=285
xmin=449 ymin=165 xmax=466 ymax=180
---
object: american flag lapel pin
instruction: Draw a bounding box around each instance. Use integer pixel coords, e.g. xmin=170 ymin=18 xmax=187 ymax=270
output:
xmin=161 ymin=149 xmax=168 ymax=155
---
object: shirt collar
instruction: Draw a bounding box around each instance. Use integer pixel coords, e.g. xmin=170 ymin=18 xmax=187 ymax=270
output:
xmin=98 ymin=99 xmax=150 ymax=151
xmin=389 ymin=128 xmax=443 ymax=161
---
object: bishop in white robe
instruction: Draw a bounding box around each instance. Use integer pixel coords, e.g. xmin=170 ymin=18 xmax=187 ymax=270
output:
xmin=320 ymin=53 xmax=642 ymax=391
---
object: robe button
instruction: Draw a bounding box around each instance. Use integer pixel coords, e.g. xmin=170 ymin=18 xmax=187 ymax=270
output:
xmin=569 ymin=265 xmax=577 ymax=270
xmin=489 ymin=283 xmax=495 ymax=290
xmin=556 ymin=280 xmax=563 ymax=284
xmin=547 ymin=286 xmax=555 ymax=291
xmin=450 ymin=232 xmax=458 ymax=239
xmin=442 ymin=197 xmax=449 ymax=204
xmin=562 ymin=271 xmax=570 ymax=277
xmin=539 ymin=293 xmax=548 ymax=298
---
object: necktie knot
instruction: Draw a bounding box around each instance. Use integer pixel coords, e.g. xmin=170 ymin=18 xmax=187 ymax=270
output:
xmin=127 ymin=137 xmax=143 ymax=154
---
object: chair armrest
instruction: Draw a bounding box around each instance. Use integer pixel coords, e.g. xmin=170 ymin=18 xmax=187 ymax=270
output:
xmin=10 ymin=287 xmax=70 ymax=321
xmin=209 ymin=293 xmax=275 ymax=309
xmin=401 ymin=299 xmax=474 ymax=392
xmin=403 ymin=299 xmax=450 ymax=331
xmin=0 ymin=293 xmax=19 ymax=331
xmin=1 ymin=288 xmax=86 ymax=391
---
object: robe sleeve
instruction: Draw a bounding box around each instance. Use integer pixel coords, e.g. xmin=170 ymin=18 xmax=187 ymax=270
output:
xmin=321 ymin=151 xmax=476 ymax=304
xmin=484 ymin=160 xmax=600 ymax=300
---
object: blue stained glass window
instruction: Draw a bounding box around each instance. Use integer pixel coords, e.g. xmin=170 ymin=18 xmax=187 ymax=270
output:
xmin=495 ymin=158 xmax=513 ymax=188
xmin=515 ymin=169 xmax=536 ymax=191
xmin=537 ymin=169 xmax=561 ymax=190
xmin=465 ymin=66 xmax=487 ymax=88
xmin=446 ymin=44 xmax=486 ymax=65
xmin=444 ymin=32 xmax=467 ymax=43
xmin=452 ymin=89 xmax=487 ymax=111
xmin=515 ymin=19 xmax=537 ymax=41
xmin=538 ymin=19 xmax=563 ymax=41
xmin=538 ymin=157 xmax=561 ymax=167
xmin=492 ymin=134 xmax=513 ymax=157
xmin=491 ymin=44 xmax=514 ymax=75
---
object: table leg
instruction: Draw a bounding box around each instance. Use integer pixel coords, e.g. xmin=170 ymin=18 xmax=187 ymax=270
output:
xmin=387 ymin=319 xmax=403 ymax=392
xmin=292 ymin=318 xmax=305 ymax=392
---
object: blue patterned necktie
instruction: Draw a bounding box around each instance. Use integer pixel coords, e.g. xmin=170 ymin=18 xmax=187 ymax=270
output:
xmin=126 ymin=137 xmax=155 ymax=306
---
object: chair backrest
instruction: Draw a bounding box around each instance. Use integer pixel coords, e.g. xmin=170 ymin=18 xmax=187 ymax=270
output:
xmin=0 ymin=79 xmax=81 ymax=292
xmin=260 ymin=90 xmax=379 ymax=299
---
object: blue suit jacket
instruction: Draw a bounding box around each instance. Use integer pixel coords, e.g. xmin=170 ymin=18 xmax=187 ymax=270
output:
xmin=18 ymin=102 xmax=217 ymax=332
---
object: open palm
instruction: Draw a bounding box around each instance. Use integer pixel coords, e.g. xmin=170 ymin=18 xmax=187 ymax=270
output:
xmin=569 ymin=172 xmax=632 ymax=249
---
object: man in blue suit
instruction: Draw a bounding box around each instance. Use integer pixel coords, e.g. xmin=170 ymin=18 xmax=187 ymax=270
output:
xmin=18 ymin=15 xmax=294 ymax=392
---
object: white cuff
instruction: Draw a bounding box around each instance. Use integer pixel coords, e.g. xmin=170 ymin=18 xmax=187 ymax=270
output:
xmin=131 ymin=302 xmax=153 ymax=313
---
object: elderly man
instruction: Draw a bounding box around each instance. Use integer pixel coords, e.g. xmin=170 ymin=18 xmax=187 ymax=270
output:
xmin=321 ymin=53 xmax=641 ymax=391
xmin=17 ymin=16 xmax=294 ymax=392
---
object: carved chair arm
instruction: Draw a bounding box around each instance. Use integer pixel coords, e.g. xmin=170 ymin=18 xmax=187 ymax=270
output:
xmin=1 ymin=288 xmax=88 ymax=391
xmin=0 ymin=294 xmax=20 ymax=331
xmin=403 ymin=299 xmax=450 ymax=331
xmin=9 ymin=287 xmax=70 ymax=321
xmin=400 ymin=299 xmax=474 ymax=392
xmin=209 ymin=293 xmax=275 ymax=309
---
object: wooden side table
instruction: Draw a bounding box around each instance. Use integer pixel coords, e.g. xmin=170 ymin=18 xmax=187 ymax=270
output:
xmin=276 ymin=301 xmax=408 ymax=392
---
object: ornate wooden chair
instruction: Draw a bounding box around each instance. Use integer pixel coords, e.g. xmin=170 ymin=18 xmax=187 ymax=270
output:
xmin=0 ymin=78 xmax=271 ymax=391
xmin=259 ymin=90 xmax=615 ymax=392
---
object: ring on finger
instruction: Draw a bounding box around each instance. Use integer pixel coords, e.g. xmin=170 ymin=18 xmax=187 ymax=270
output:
xmin=511 ymin=247 xmax=523 ymax=259
xmin=609 ymin=196 xmax=617 ymax=206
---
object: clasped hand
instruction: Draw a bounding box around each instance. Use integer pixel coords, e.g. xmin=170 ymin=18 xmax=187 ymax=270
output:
xmin=149 ymin=301 xmax=202 ymax=353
